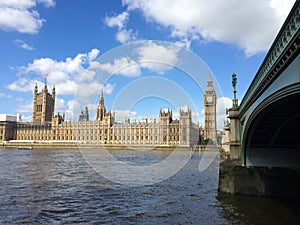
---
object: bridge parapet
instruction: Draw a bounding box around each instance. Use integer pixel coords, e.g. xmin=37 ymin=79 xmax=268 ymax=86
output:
xmin=239 ymin=1 xmax=300 ymax=114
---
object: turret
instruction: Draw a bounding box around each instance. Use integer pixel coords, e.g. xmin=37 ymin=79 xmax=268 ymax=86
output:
xmin=32 ymin=83 xmax=38 ymax=122
xmin=52 ymin=85 xmax=56 ymax=118
xmin=34 ymin=83 xmax=38 ymax=95
xmin=79 ymin=106 xmax=89 ymax=121
xmin=32 ymin=81 xmax=55 ymax=123
xmin=96 ymin=89 xmax=106 ymax=121
xmin=52 ymin=85 xmax=55 ymax=100
xmin=159 ymin=108 xmax=172 ymax=124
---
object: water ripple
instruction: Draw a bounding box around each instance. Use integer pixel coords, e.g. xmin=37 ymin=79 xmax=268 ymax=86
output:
xmin=1 ymin=148 xmax=300 ymax=224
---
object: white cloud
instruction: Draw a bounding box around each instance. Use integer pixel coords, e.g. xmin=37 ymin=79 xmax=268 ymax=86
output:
xmin=7 ymin=77 xmax=39 ymax=92
xmin=8 ymin=48 xmax=101 ymax=95
xmin=0 ymin=0 xmax=55 ymax=34
xmin=116 ymin=28 xmax=138 ymax=43
xmin=0 ymin=91 xmax=12 ymax=98
xmin=15 ymin=101 xmax=32 ymax=113
xmin=104 ymin=11 xmax=138 ymax=43
xmin=89 ymin=42 xmax=180 ymax=76
xmin=122 ymin=0 xmax=296 ymax=56
xmin=65 ymin=100 xmax=82 ymax=121
xmin=90 ymin=57 xmax=141 ymax=77
xmin=14 ymin=39 xmax=34 ymax=51
xmin=37 ymin=0 xmax=55 ymax=7
xmin=137 ymin=41 xmax=179 ymax=74
xmin=55 ymin=80 xmax=78 ymax=96
xmin=55 ymin=97 xmax=66 ymax=112
xmin=54 ymin=97 xmax=88 ymax=121
xmin=103 ymin=83 xmax=116 ymax=95
xmin=87 ymin=48 xmax=100 ymax=61
xmin=216 ymin=96 xmax=232 ymax=130
xmin=270 ymin=0 xmax=296 ymax=17
xmin=13 ymin=97 xmax=33 ymax=121
xmin=105 ymin=11 xmax=129 ymax=29
xmin=6 ymin=48 xmax=120 ymax=121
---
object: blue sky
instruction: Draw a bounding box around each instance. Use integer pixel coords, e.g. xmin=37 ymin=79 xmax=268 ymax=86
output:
xmin=0 ymin=0 xmax=296 ymax=129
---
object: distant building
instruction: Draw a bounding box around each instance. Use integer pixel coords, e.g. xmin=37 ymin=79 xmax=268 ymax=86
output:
xmin=0 ymin=114 xmax=17 ymax=122
xmin=0 ymin=114 xmax=17 ymax=142
xmin=79 ymin=106 xmax=89 ymax=122
xmin=0 ymin=77 xmax=218 ymax=147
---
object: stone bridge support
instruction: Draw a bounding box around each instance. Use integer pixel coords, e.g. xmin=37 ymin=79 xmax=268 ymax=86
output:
xmin=228 ymin=107 xmax=241 ymax=160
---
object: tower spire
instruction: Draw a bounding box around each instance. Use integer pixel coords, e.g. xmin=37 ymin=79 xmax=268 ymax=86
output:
xmin=96 ymin=87 xmax=106 ymax=121
xmin=100 ymin=88 xmax=104 ymax=104
xmin=34 ymin=82 xmax=38 ymax=94
xmin=208 ymin=70 xmax=212 ymax=81
xmin=43 ymin=73 xmax=48 ymax=92
xmin=45 ymin=73 xmax=48 ymax=85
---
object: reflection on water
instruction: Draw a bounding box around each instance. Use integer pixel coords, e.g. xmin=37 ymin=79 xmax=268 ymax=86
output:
xmin=0 ymin=148 xmax=299 ymax=224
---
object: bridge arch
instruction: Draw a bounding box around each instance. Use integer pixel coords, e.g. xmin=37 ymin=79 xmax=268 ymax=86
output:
xmin=243 ymin=84 xmax=300 ymax=168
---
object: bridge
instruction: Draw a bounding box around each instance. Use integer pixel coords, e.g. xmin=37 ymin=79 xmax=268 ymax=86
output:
xmin=219 ymin=1 xmax=300 ymax=196
xmin=229 ymin=0 xmax=300 ymax=167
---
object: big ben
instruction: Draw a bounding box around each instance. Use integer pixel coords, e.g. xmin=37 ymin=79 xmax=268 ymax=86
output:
xmin=204 ymin=76 xmax=217 ymax=143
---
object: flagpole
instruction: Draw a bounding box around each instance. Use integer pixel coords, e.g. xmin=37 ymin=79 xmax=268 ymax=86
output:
xmin=44 ymin=73 xmax=48 ymax=86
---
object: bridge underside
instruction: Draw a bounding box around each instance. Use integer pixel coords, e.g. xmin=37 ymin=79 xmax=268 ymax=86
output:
xmin=245 ymin=92 xmax=300 ymax=168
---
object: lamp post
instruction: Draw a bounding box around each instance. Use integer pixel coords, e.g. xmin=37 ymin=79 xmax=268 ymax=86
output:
xmin=232 ymin=73 xmax=238 ymax=108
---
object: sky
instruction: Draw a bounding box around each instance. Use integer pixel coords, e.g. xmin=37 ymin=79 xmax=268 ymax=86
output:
xmin=0 ymin=0 xmax=296 ymax=129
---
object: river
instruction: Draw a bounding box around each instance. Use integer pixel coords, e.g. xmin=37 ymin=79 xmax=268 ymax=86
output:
xmin=1 ymin=148 xmax=299 ymax=224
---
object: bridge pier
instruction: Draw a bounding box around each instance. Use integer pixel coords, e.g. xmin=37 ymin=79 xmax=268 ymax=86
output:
xmin=219 ymin=165 xmax=300 ymax=197
xmin=227 ymin=107 xmax=241 ymax=160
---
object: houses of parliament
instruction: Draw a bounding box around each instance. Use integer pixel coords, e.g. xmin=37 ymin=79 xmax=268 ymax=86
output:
xmin=0 ymin=78 xmax=217 ymax=147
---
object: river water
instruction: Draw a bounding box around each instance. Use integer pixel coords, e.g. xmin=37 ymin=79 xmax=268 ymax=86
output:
xmin=1 ymin=148 xmax=300 ymax=224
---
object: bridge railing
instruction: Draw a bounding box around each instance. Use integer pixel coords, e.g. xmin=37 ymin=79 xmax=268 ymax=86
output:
xmin=239 ymin=1 xmax=300 ymax=113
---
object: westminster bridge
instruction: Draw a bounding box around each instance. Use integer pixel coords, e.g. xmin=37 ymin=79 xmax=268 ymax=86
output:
xmin=219 ymin=1 xmax=300 ymax=196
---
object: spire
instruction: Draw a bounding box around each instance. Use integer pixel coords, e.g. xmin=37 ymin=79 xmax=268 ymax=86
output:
xmin=34 ymin=83 xmax=38 ymax=94
xmin=100 ymin=88 xmax=104 ymax=105
xmin=96 ymin=88 xmax=106 ymax=121
xmin=208 ymin=71 xmax=213 ymax=85
xmin=206 ymin=72 xmax=214 ymax=92
xmin=43 ymin=73 xmax=48 ymax=92
xmin=208 ymin=70 xmax=212 ymax=81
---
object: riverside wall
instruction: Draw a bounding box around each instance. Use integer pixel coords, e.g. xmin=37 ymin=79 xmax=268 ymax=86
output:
xmin=2 ymin=142 xmax=197 ymax=150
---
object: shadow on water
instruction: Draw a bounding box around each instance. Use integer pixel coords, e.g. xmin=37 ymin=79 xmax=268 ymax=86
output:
xmin=217 ymin=193 xmax=300 ymax=225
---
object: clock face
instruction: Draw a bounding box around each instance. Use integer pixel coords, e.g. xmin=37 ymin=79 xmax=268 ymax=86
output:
xmin=207 ymin=96 xmax=213 ymax=102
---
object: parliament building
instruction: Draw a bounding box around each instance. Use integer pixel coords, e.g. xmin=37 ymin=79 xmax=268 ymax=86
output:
xmin=0 ymin=78 xmax=217 ymax=147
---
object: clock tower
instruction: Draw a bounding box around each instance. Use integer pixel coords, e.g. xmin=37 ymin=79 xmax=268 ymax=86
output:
xmin=204 ymin=76 xmax=217 ymax=143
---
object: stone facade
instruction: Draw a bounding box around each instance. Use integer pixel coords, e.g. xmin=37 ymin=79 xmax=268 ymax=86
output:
xmin=0 ymin=121 xmax=15 ymax=142
xmin=32 ymin=83 xmax=55 ymax=123
xmin=1 ymin=83 xmax=205 ymax=147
